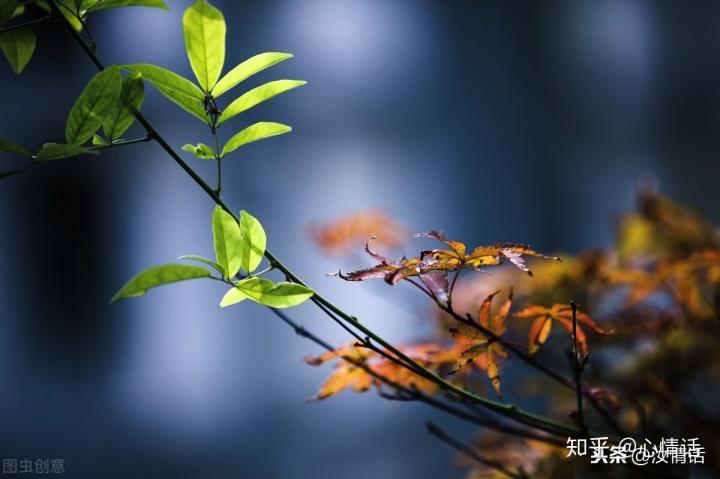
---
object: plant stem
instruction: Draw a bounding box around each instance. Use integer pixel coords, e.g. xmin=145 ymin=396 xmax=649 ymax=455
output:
xmin=212 ymin=130 xmax=222 ymax=195
xmin=426 ymin=423 xmax=528 ymax=479
xmin=48 ymin=0 xmax=604 ymax=440
xmin=263 ymin=291 xmax=566 ymax=447
xmin=55 ymin=0 xmax=96 ymax=50
xmin=0 ymin=15 xmax=52 ymax=33
xmin=0 ymin=161 xmax=36 ymax=181
xmin=570 ymin=300 xmax=587 ymax=436
xmin=438 ymin=301 xmax=627 ymax=437
xmin=90 ymin=135 xmax=152 ymax=150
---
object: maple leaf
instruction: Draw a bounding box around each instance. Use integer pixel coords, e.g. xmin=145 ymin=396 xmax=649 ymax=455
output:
xmin=604 ymin=266 xmax=669 ymax=306
xmin=304 ymin=345 xmax=377 ymax=400
xmin=304 ymin=345 xmax=375 ymax=366
xmin=335 ymin=232 xmax=560 ymax=290
xmin=419 ymin=270 xmax=450 ymax=303
xmin=448 ymin=290 xmax=512 ymax=398
xmin=664 ymin=250 xmax=720 ymax=318
xmin=635 ymin=187 xmax=716 ymax=252
xmin=605 ymin=250 xmax=720 ymax=318
xmin=513 ymin=304 xmax=610 ymax=357
xmin=308 ymin=210 xmax=406 ymax=256
xmin=419 ymin=230 xmax=561 ymax=276
xmin=332 ymin=238 xmax=425 ymax=284
xmin=305 ymin=343 xmax=453 ymax=401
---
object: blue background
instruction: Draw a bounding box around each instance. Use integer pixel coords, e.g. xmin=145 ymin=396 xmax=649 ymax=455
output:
xmin=1 ymin=0 xmax=720 ymax=477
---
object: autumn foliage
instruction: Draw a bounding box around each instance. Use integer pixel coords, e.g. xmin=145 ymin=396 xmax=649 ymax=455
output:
xmin=308 ymin=186 xmax=720 ymax=477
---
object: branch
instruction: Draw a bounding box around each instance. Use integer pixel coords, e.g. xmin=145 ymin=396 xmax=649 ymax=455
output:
xmin=46 ymin=0 xmax=601 ymax=440
xmin=426 ymin=423 xmax=529 ymax=479
xmin=0 ymin=161 xmax=36 ymax=181
xmin=263 ymin=291 xmax=566 ymax=447
xmin=570 ymin=300 xmax=588 ymax=436
xmin=0 ymin=15 xmax=52 ymax=33
xmin=90 ymin=135 xmax=153 ymax=150
xmin=439 ymin=300 xmax=628 ymax=437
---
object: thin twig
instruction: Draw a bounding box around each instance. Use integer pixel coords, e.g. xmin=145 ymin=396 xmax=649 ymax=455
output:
xmin=55 ymin=1 xmax=96 ymax=50
xmin=426 ymin=422 xmax=528 ymax=479
xmin=47 ymin=0 xmax=603 ymax=440
xmin=570 ymin=300 xmax=587 ymax=436
xmin=264 ymin=294 xmax=566 ymax=447
xmin=439 ymin=300 xmax=628 ymax=437
xmin=0 ymin=15 xmax=52 ymax=33
xmin=90 ymin=135 xmax=153 ymax=150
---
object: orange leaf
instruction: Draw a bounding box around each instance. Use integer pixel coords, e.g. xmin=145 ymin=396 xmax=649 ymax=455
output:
xmin=417 ymin=230 xmax=467 ymax=259
xmin=312 ymin=364 xmax=374 ymax=400
xmin=477 ymin=290 xmax=500 ymax=329
xmin=555 ymin=317 xmax=589 ymax=357
xmin=514 ymin=303 xmax=609 ymax=356
xmin=449 ymin=323 xmax=489 ymax=346
xmin=309 ymin=210 xmax=406 ymax=256
xmin=513 ymin=305 xmax=551 ymax=319
xmin=528 ymin=316 xmax=552 ymax=355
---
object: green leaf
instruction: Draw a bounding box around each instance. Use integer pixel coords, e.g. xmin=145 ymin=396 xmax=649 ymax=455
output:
xmin=0 ymin=137 xmax=30 ymax=157
xmin=179 ymin=254 xmax=224 ymax=276
xmin=86 ymin=0 xmax=168 ymax=13
xmin=102 ymin=71 xmax=144 ymax=141
xmin=0 ymin=28 xmax=36 ymax=74
xmin=0 ymin=1 xmax=18 ymax=23
xmin=78 ymin=0 xmax=99 ymax=10
xmin=34 ymin=2 xmax=80 ymax=31
xmin=92 ymin=133 xmax=108 ymax=146
xmin=52 ymin=1 xmax=83 ymax=31
xmin=182 ymin=142 xmax=215 ymax=159
xmin=212 ymin=52 xmax=293 ymax=97
xmin=218 ymin=79 xmax=305 ymax=125
xmin=212 ymin=205 xmax=242 ymax=279
xmin=182 ymin=0 xmax=225 ymax=91
xmin=220 ymin=277 xmax=313 ymax=308
xmin=239 ymin=210 xmax=266 ymax=273
xmin=221 ymin=122 xmax=291 ymax=157
xmin=121 ymin=64 xmax=207 ymax=122
xmin=219 ymin=285 xmax=248 ymax=307
xmin=36 ymin=143 xmax=96 ymax=161
xmin=8 ymin=4 xmax=24 ymax=20
xmin=65 ymin=66 xmax=123 ymax=145
xmin=111 ymin=263 xmax=210 ymax=302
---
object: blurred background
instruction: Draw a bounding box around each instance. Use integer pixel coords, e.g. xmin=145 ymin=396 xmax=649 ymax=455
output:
xmin=1 ymin=0 xmax=720 ymax=477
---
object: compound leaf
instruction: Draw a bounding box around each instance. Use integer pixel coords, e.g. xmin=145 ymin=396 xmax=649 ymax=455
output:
xmin=221 ymin=122 xmax=291 ymax=156
xmin=122 ymin=64 xmax=207 ymax=122
xmin=182 ymin=142 xmax=215 ymax=159
xmin=0 ymin=137 xmax=31 ymax=157
xmin=110 ymin=264 xmax=210 ymax=303
xmin=212 ymin=205 xmax=242 ymax=279
xmin=218 ymin=79 xmax=305 ymax=125
xmin=0 ymin=28 xmax=36 ymax=74
xmin=65 ymin=66 xmax=122 ymax=145
xmin=102 ymin=71 xmax=144 ymax=141
xmin=182 ymin=0 xmax=225 ymax=91
xmin=212 ymin=52 xmax=293 ymax=97
xmin=179 ymin=254 xmax=224 ymax=276
xmin=36 ymin=143 xmax=96 ymax=161
xmin=239 ymin=210 xmax=266 ymax=273
xmin=112 ymin=264 xmax=210 ymax=302
xmin=86 ymin=0 xmax=169 ymax=13
xmin=221 ymin=277 xmax=313 ymax=308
